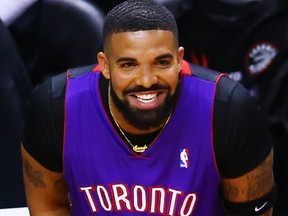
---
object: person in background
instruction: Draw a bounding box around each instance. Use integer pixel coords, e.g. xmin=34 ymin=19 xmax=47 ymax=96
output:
xmin=7 ymin=0 xmax=104 ymax=87
xmin=0 ymin=18 xmax=32 ymax=208
xmin=22 ymin=0 xmax=275 ymax=215
xmin=159 ymin=0 xmax=287 ymax=215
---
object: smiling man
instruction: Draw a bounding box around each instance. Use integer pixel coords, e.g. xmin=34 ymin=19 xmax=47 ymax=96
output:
xmin=22 ymin=0 xmax=275 ymax=215
xmin=98 ymin=30 xmax=182 ymax=133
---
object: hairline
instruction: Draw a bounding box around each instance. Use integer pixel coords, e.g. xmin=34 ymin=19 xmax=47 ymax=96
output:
xmin=103 ymin=29 xmax=179 ymax=54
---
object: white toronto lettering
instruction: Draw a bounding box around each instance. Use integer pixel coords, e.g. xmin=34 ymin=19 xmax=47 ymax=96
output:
xmin=96 ymin=185 xmax=112 ymax=211
xmin=133 ymin=185 xmax=147 ymax=212
xmin=168 ymin=188 xmax=182 ymax=216
xmin=150 ymin=187 xmax=166 ymax=214
xmin=79 ymin=183 xmax=197 ymax=215
xmin=179 ymin=193 xmax=197 ymax=216
xmin=111 ymin=184 xmax=132 ymax=211
xmin=80 ymin=186 xmax=97 ymax=212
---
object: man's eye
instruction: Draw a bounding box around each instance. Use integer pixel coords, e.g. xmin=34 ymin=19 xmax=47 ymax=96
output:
xmin=121 ymin=62 xmax=135 ymax=68
xmin=156 ymin=60 xmax=171 ymax=67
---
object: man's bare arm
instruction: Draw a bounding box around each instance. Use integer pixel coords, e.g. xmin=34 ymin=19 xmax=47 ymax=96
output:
xmin=21 ymin=144 xmax=71 ymax=216
xmin=221 ymin=150 xmax=274 ymax=216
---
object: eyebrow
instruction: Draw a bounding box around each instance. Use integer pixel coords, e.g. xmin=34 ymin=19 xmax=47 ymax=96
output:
xmin=155 ymin=53 xmax=174 ymax=60
xmin=115 ymin=53 xmax=174 ymax=64
xmin=116 ymin=57 xmax=136 ymax=63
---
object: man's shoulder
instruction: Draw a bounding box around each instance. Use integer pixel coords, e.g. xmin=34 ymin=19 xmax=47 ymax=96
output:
xmin=189 ymin=63 xmax=237 ymax=91
xmin=67 ymin=64 xmax=98 ymax=78
xmin=36 ymin=64 xmax=98 ymax=100
xmin=190 ymin=63 xmax=221 ymax=82
xmin=188 ymin=63 xmax=247 ymax=103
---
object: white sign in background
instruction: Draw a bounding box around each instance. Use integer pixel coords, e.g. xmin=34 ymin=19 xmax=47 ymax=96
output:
xmin=0 ymin=207 xmax=29 ymax=216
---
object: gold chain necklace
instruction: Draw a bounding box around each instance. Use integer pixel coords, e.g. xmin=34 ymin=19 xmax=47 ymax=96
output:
xmin=108 ymin=85 xmax=172 ymax=153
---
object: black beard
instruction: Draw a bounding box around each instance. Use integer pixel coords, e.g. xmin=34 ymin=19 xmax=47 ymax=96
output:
xmin=110 ymin=83 xmax=180 ymax=131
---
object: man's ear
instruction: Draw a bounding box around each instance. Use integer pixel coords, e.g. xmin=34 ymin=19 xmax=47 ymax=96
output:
xmin=97 ymin=52 xmax=110 ymax=79
xmin=177 ymin=46 xmax=185 ymax=73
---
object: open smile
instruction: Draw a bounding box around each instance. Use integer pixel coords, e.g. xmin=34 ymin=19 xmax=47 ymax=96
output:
xmin=135 ymin=93 xmax=157 ymax=103
xmin=129 ymin=91 xmax=166 ymax=109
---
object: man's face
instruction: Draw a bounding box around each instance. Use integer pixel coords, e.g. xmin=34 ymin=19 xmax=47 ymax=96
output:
xmin=99 ymin=30 xmax=184 ymax=130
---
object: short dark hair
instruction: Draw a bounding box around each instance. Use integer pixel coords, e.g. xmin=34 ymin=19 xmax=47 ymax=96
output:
xmin=103 ymin=0 xmax=178 ymax=49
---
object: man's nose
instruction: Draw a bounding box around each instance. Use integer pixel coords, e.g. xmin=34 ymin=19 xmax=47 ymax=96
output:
xmin=135 ymin=66 xmax=158 ymax=88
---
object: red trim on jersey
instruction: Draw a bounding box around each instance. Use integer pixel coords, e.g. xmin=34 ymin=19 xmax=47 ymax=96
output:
xmin=211 ymin=73 xmax=227 ymax=177
xmin=92 ymin=64 xmax=101 ymax=72
xmin=62 ymin=71 xmax=70 ymax=173
xmin=180 ymin=60 xmax=192 ymax=76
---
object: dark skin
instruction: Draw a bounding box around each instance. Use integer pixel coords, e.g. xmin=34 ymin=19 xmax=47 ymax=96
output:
xmin=22 ymin=145 xmax=71 ymax=216
xmin=22 ymin=30 xmax=274 ymax=216
xmin=222 ymin=150 xmax=274 ymax=216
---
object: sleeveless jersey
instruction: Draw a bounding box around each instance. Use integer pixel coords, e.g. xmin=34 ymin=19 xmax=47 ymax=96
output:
xmin=64 ymin=64 xmax=225 ymax=215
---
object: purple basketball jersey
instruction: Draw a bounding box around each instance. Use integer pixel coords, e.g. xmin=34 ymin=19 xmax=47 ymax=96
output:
xmin=64 ymin=70 xmax=225 ymax=215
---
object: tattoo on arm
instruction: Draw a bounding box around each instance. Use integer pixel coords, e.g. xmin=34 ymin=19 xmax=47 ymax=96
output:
xmin=247 ymin=152 xmax=273 ymax=198
xmin=24 ymin=159 xmax=46 ymax=188
xmin=222 ymin=184 xmax=240 ymax=200
xmin=54 ymin=179 xmax=69 ymax=192
xmin=222 ymin=151 xmax=273 ymax=201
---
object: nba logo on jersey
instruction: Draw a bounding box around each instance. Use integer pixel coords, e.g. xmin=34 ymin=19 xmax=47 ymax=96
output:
xmin=179 ymin=149 xmax=189 ymax=168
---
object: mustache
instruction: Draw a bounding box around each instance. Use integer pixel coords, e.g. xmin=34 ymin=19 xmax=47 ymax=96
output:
xmin=123 ymin=84 xmax=169 ymax=95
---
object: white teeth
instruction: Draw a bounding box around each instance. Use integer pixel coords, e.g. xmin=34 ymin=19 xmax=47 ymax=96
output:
xmin=136 ymin=93 xmax=157 ymax=103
